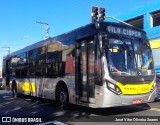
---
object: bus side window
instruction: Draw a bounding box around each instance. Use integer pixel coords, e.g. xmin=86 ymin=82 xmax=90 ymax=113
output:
xmin=35 ymin=46 xmax=46 ymax=77
xmin=46 ymin=42 xmax=63 ymax=78
xmin=28 ymin=49 xmax=39 ymax=77
xmin=11 ymin=52 xmax=28 ymax=78
xmin=64 ymin=46 xmax=75 ymax=75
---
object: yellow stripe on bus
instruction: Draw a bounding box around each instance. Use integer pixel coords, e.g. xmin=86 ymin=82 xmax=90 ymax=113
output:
xmin=17 ymin=82 xmax=36 ymax=92
xmin=116 ymin=81 xmax=154 ymax=94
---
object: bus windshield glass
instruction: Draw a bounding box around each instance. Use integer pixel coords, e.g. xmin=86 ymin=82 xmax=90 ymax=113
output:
xmin=104 ymin=35 xmax=154 ymax=76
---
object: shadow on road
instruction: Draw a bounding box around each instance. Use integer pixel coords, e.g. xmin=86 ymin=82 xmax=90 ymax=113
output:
xmin=0 ymin=90 xmax=152 ymax=122
xmin=68 ymin=103 xmax=150 ymax=116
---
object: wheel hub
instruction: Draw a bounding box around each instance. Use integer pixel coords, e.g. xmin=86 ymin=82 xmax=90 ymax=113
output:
xmin=59 ymin=91 xmax=66 ymax=103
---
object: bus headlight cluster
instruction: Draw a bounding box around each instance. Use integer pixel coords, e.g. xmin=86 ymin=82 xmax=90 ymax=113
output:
xmin=150 ymin=80 xmax=156 ymax=92
xmin=107 ymin=82 xmax=122 ymax=95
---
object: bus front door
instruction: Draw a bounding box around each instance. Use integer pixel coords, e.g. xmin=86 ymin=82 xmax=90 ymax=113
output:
xmin=5 ymin=59 xmax=10 ymax=88
xmin=76 ymin=39 xmax=95 ymax=104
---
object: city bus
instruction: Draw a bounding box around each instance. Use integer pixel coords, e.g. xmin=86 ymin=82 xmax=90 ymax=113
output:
xmin=2 ymin=21 xmax=156 ymax=108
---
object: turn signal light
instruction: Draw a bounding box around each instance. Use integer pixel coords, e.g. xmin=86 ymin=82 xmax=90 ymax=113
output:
xmin=156 ymin=84 xmax=159 ymax=88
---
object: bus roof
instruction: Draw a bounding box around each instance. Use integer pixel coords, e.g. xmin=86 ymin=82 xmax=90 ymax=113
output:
xmin=9 ymin=22 xmax=147 ymax=57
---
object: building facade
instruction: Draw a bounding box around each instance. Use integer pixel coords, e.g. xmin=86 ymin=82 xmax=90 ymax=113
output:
xmin=115 ymin=1 xmax=160 ymax=73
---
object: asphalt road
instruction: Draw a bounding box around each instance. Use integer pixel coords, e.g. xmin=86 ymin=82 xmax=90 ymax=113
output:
xmin=0 ymin=90 xmax=160 ymax=125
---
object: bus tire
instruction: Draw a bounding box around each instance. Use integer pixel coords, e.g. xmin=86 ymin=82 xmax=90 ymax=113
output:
xmin=56 ymin=85 xmax=69 ymax=109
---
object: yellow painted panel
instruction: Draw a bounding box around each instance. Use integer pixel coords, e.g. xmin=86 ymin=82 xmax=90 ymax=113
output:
xmin=17 ymin=82 xmax=36 ymax=92
xmin=116 ymin=81 xmax=154 ymax=94
xmin=150 ymin=39 xmax=160 ymax=49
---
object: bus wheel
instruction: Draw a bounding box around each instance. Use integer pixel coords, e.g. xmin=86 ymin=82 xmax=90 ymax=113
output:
xmin=57 ymin=86 xmax=69 ymax=109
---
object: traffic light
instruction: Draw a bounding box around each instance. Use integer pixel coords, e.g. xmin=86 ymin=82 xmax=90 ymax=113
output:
xmin=91 ymin=6 xmax=99 ymax=23
xmin=99 ymin=7 xmax=106 ymax=22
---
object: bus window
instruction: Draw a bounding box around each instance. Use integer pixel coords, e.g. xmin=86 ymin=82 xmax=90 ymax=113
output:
xmin=95 ymin=40 xmax=102 ymax=85
xmin=10 ymin=52 xmax=28 ymax=78
xmin=46 ymin=42 xmax=62 ymax=77
xmin=105 ymin=36 xmax=154 ymax=76
xmin=28 ymin=49 xmax=39 ymax=77
xmin=64 ymin=46 xmax=75 ymax=75
xmin=35 ymin=46 xmax=46 ymax=77
xmin=17 ymin=53 xmax=27 ymax=65
xmin=88 ymin=40 xmax=95 ymax=97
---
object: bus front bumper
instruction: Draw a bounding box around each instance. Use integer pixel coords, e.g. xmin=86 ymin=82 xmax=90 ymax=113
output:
xmin=98 ymin=88 xmax=156 ymax=108
xmin=121 ymin=89 xmax=156 ymax=105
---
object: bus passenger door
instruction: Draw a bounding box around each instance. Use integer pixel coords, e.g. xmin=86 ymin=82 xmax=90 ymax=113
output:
xmin=76 ymin=38 xmax=95 ymax=104
xmin=5 ymin=59 xmax=10 ymax=88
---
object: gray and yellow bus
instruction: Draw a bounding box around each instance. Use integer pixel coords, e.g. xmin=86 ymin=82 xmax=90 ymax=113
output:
xmin=2 ymin=22 xmax=156 ymax=108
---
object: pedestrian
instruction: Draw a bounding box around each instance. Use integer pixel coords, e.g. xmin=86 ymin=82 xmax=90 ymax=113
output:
xmin=12 ymin=79 xmax=17 ymax=97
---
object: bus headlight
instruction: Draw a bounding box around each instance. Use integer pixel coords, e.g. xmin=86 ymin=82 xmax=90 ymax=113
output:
xmin=108 ymin=83 xmax=115 ymax=90
xmin=115 ymin=87 xmax=120 ymax=93
xmin=107 ymin=82 xmax=122 ymax=95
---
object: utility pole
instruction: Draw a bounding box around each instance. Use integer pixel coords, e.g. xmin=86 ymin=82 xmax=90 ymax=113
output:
xmin=36 ymin=21 xmax=50 ymax=39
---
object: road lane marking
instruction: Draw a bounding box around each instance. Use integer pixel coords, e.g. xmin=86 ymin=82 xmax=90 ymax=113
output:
xmin=37 ymin=121 xmax=67 ymax=125
xmin=150 ymin=108 xmax=160 ymax=112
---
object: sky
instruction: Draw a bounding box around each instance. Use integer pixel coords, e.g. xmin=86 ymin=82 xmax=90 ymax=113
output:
xmin=0 ymin=0 xmax=159 ymax=70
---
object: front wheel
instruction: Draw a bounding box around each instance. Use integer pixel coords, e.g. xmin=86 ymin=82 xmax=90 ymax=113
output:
xmin=57 ymin=87 xmax=69 ymax=109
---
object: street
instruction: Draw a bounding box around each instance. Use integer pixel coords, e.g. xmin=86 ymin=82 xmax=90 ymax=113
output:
xmin=0 ymin=90 xmax=160 ymax=125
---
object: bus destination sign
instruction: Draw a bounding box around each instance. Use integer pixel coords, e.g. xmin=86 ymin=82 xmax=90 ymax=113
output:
xmin=107 ymin=26 xmax=143 ymax=38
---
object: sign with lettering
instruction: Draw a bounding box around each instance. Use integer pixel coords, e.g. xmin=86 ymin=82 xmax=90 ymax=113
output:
xmin=107 ymin=26 xmax=145 ymax=39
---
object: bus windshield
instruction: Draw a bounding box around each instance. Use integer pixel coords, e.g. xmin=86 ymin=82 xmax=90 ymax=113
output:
xmin=105 ymin=35 xmax=154 ymax=76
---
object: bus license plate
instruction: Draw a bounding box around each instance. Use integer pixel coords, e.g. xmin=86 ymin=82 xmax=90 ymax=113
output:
xmin=132 ymin=99 xmax=142 ymax=104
